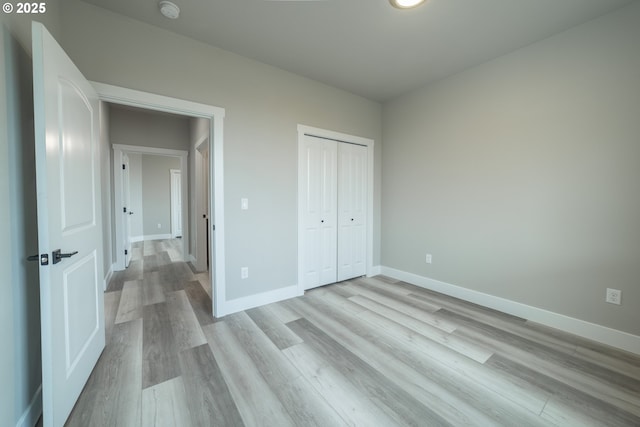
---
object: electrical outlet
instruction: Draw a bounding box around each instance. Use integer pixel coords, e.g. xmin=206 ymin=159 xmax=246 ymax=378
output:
xmin=605 ymin=288 xmax=621 ymax=305
xmin=425 ymin=254 xmax=432 ymax=264
xmin=241 ymin=267 xmax=249 ymax=279
xmin=157 ymin=223 xmax=161 ymax=229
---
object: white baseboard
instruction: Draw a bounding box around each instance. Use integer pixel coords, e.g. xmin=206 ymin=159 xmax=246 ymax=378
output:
xmin=368 ymin=265 xmax=382 ymax=277
xmin=103 ymin=264 xmax=115 ymax=291
xmin=131 ymin=235 xmax=145 ymax=243
xmin=220 ymin=285 xmax=302 ymax=317
xmin=16 ymin=385 xmax=42 ymax=427
xmin=139 ymin=233 xmax=172 ymax=241
xmin=380 ymin=266 xmax=640 ymax=355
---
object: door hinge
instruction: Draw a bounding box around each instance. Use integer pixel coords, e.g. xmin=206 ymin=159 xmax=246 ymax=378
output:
xmin=124 ymin=249 xmax=128 ymax=255
xmin=212 ymin=224 xmax=215 ymax=231
xmin=123 ymin=207 xmax=127 ymax=213
xmin=122 ymin=164 xmax=126 ymax=170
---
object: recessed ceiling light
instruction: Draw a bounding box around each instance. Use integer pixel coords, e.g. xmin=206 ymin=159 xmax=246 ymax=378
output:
xmin=389 ymin=0 xmax=427 ymax=9
xmin=159 ymin=1 xmax=180 ymax=19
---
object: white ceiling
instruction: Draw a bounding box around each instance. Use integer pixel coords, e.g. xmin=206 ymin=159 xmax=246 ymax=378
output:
xmin=79 ymin=0 xmax=634 ymax=102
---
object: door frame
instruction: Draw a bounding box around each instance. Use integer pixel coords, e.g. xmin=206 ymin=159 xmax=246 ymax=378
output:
xmin=94 ymin=82 xmax=226 ymax=317
xmin=170 ymin=168 xmax=182 ymax=238
xmin=297 ymin=124 xmax=374 ymax=294
xmin=113 ymin=145 xmax=188 ymax=263
xmin=194 ymin=138 xmax=210 ymax=272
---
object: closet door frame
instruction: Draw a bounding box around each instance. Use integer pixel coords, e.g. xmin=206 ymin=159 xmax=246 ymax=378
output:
xmin=297 ymin=124 xmax=374 ymax=294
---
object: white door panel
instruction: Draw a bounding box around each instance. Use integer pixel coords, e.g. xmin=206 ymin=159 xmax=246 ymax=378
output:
xmin=337 ymin=143 xmax=367 ymax=282
xmin=33 ymin=22 xmax=105 ymax=427
xmin=301 ymin=136 xmax=337 ymax=289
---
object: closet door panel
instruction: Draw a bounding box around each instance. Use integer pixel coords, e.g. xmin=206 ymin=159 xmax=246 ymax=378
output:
xmin=338 ymin=143 xmax=367 ymax=282
xmin=301 ymin=136 xmax=337 ymax=290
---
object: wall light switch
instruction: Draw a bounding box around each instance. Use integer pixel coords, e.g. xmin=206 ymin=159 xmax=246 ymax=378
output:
xmin=241 ymin=198 xmax=249 ymax=210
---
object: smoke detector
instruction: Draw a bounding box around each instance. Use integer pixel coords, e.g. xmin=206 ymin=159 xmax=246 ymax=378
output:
xmin=159 ymin=1 xmax=180 ymax=19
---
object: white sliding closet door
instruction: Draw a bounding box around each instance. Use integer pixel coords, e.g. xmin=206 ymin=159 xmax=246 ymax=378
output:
xmin=300 ymin=135 xmax=338 ymax=290
xmin=337 ymin=143 xmax=367 ymax=281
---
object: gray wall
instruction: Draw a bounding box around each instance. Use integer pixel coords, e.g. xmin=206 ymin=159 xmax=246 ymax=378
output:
xmin=141 ymin=155 xmax=181 ymax=236
xmin=382 ymin=2 xmax=640 ymax=335
xmin=109 ymin=104 xmax=191 ymax=151
xmin=0 ymin=4 xmax=61 ymax=427
xmin=61 ymin=0 xmax=383 ymax=301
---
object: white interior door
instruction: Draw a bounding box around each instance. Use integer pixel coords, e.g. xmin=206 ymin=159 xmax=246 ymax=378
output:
xmin=300 ymin=135 xmax=337 ymax=290
xmin=123 ymin=153 xmax=132 ymax=267
xmin=32 ymin=22 xmax=105 ymax=427
xmin=170 ymin=169 xmax=182 ymax=238
xmin=337 ymin=143 xmax=367 ymax=281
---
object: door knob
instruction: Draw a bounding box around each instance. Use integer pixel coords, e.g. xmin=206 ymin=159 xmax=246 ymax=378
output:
xmin=52 ymin=249 xmax=78 ymax=265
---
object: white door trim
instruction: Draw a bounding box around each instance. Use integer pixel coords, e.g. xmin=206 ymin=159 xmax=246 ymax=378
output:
xmin=297 ymin=124 xmax=374 ymax=295
xmin=94 ymin=82 xmax=226 ymax=318
xmin=170 ymin=169 xmax=182 ymax=238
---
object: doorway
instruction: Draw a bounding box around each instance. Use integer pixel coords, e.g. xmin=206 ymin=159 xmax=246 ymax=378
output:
xmin=95 ymin=82 xmax=227 ymax=317
xmin=113 ymin=145 xmax=188 ymax=268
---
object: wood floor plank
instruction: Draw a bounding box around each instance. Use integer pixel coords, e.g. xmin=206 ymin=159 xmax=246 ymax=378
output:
xmin=453 ymin=322 xmax=640 ymax=417
xmin=66 ymin=319 xmax=142 ymax=427
xmin=141 ymin=376 xmax=192 ymax=427
xmin=344 ymin=280 xmax=442 ymax=313
xmin=487 ymin=354 xmax=640 ymax=427
xmin=245 ymin=306 xmax=303 ymax=350
xmin=183 ymin=280 xmax=215 ymax=327
xmin=286 ymin=316 xmax=453 ymax=426
xmin=107 ymin=259 xmax=144 ymax=293
xmin=283 ymin=343 xmax=395 ymax=427
xmin=349 ymin=289 xmax=458 ymax=332
xmin=166 ymin=290 xmax=207 ymax=352
xmin=441 ymin=308 xmax=640 ymax=400
xmin=226 ymin=312 xmax=349 ymax=426
xmin=286 ymin=295 xmax=548 ymax=425
xmin=143 ymin=254 xmax=159 ymax=272
xmin=267 ymin=301 xmax=302 ymax=324
xmin=289 ymin=299 xmax=498 ymax=425
xmin=406 ymin=286 xmax=527 ymax=324
xmin=141 ymin=271 xmax=165 ymax=306
xmin=349 ymin=294 xmax=492 ymax=362
xmin=225 ymin=312 xmax=301 ymax=387
xmin=310 ymin=288 xmax=368 ymax=315
xmin=142 ymin=302 xmax=181 ymax=389
xmin=104 ymin=290 xmax=121 ymax=343
xmin=178 ymin=344 xmax=244 ymax=426
xmin=204 ymin=321 xmax=296 ymax=427
xmin=115 ymin=280 xmax=143 ymax=324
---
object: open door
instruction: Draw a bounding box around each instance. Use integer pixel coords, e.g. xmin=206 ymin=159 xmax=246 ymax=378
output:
xmin=123 ymin=153 xmax=132 ymax=267
xmin=32 ymin=22 xmax=105 ymax=427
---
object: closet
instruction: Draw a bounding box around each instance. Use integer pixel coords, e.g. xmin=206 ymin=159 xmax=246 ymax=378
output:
xmin=299 ymin=133 xmax=368 ymax=290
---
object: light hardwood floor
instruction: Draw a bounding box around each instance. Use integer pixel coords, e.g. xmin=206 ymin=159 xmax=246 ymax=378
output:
xmin=63 ymin=239 xmax=640 ymax=426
